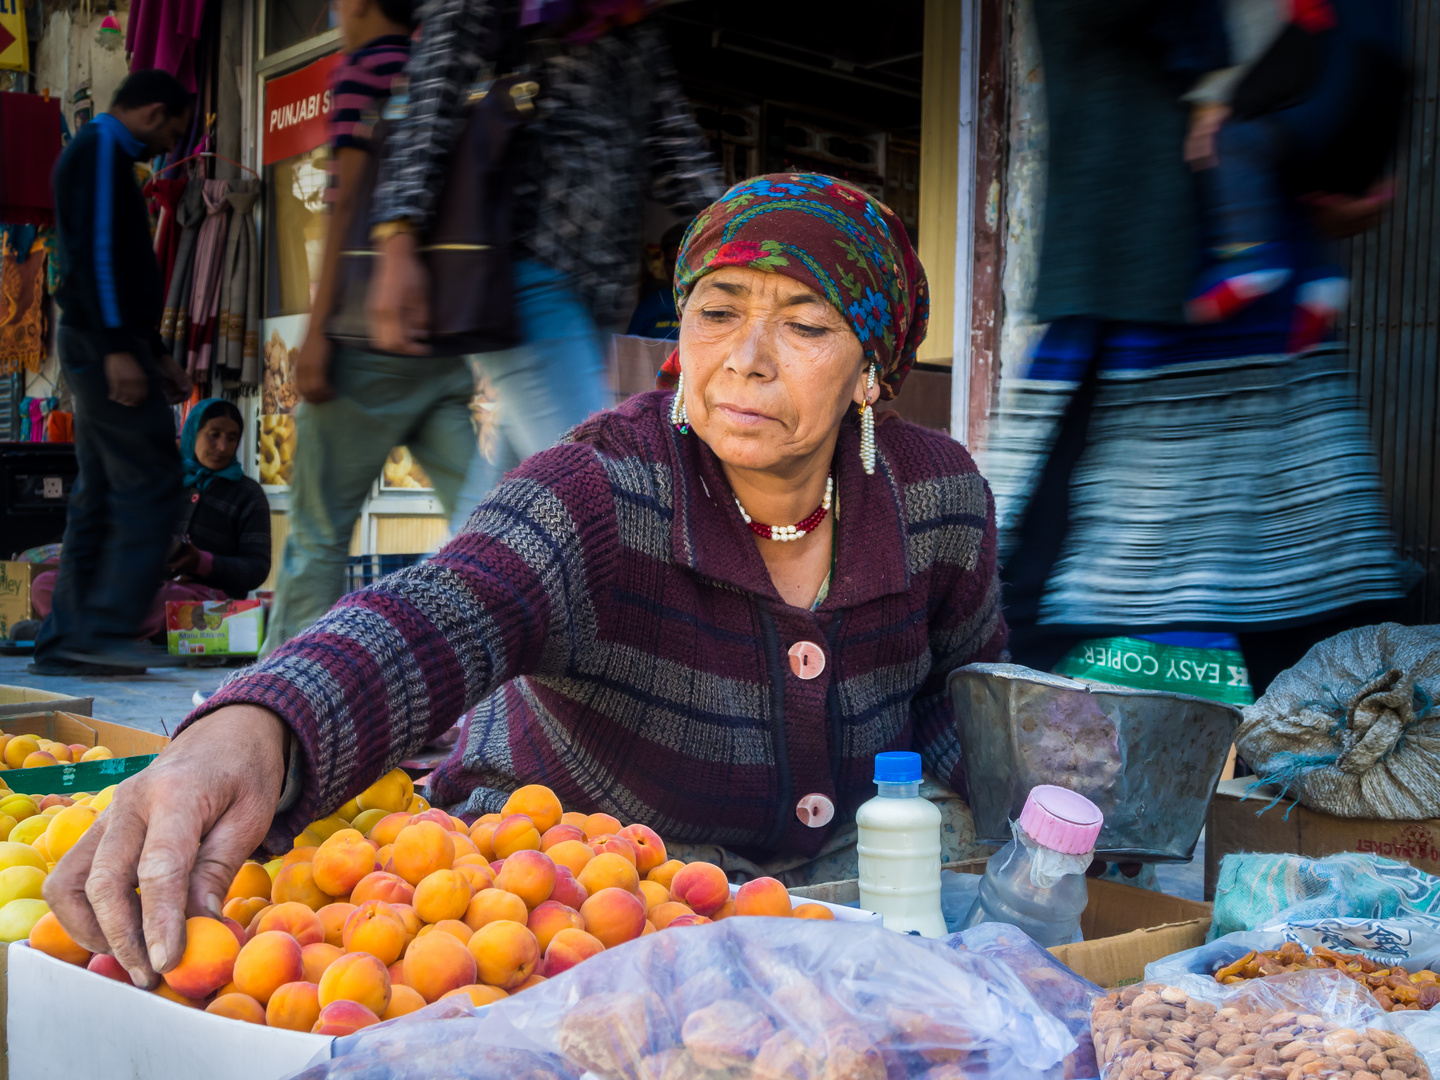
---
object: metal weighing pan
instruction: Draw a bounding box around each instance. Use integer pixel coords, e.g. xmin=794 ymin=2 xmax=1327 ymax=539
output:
xmin=948 ymin=663 xmax=1240 ymax=862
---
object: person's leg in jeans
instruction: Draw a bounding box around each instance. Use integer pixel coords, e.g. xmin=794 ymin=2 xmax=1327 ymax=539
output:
xmin=401 ymin=357 xmax=479 ymax=524
xmin=449 ymin=261 xmax=612 ymax=532
xmin=34 ymin=328 xmax=182 ymax=668
xmin=262 ymin=348 xmax=419 ymax=654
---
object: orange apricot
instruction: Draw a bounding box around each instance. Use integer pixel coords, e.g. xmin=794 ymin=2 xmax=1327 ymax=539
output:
xmin=317 ymin=950 xmax=391 ymax=1015
xmin=281 ymin=846 xmax=318 ymax=868
xmin=266 ymin=980 xmax=322 ymax=1031
xmin=463 ymin=887 xmax=530 ymax=932
xmin=546 ymin=839 xmax=593 ymax=878
xmin=391 ymin=821 xmax=455 ymax=886
xmin=577 ymin=852 xmax=639 ymax=897
xmin=540 ymin=823 xmax=584 ymax=851
xmin=646 ymin=859 xmax=685 ymax=890
xmin=467 ymin=919 xmax=539 ymax=990
xmin=579 ymin=887 xmax=646 ymax=949
xmin=350 ymin=870 xmax=414 ymax=908
xmin=312 ymin=1000 xmax=381 ymax=1036
xmin=616 ymin=824 xmax=668 ymax=877
xmin=87 ymin=953 xmax=133 ymax=984
xmin=636 ymin=880 xmax=670 ymax=913
xmin=587 ymin=834 xmax=638 ymax=866
xmin=225 ymin=862 xmax=274 ymax=903
xmin=222 ymin=895 xmax=269 ymax=928
xmin=256 ymin=901 xmax=326 ymax=946
xmin=543 ymin=927 xmax=604 ymax=976
xmin=381 ymin=983 xmax=427 ymax=1019
xmin=734 ymin=876 xmax=792 ymax=918
xmin=402 ymin=927 xmax=477 ymax=1003
xmin=516 ymin=973 xmax=548 ymax=991
xmin=550 ymin=866 xmax=588 ymax=910
xmin=153 ymin=983 xmax=205 ymax=1008
xmin=342 ymin=901 xmax=405 ymax=966
xmin=233 ymin=931 xmax=304 ymax=1004
xmin=302 ymin=942 xmax=344 ymax=983
xmin=581 ymin=813 xmax=623 ymax=839
xmin=312 ymin=828 xmax=378 ymax=898
xmin=390 ymin=902 xmax=423 ymax=945
xmin=711 ymin=900 xmax=737 ymax=920
xmin=317 ymin=902 xmax=358 ymax=948
xmin=792 ymin=902 xmax=836 ymax=921
xmin=453 ymin=863 xmax=496 ymax=895
xmin=648 ymin=901 xmax=695 ymax=930
xmin=28 ymin=911 xmax=91 ymax=965
xmin=244 ymin=905 xmax=274 ymax=938
xmin=502 ymin=785 xmax=564 ymax=834
xmin=163 ymin=916 xmax=240 ymax=999
xmin=669 ymin=861 xmax=729 ymax=917
xmin=442 ymin=984 xmax=508 ymax=1007
xmin=668 ymin=914 xmax=712 ymax=927
xmin=643 ymin=920 xmax=657 ymax=935
xmin=413 ymin=869 xmax=474 ymax=924
xmin=450 ymin=833 xmax=480 ymax=859
xmin=271 ymin=862 xmax=333 ymax=911
xmin=366 ymin=812 xmax=412 ymax=847
xmin=207 ymin=992 xmax=266 ymax=1024
xmin=420 ymin=919 xmax=473 ymax=945
xmin=495 ymin=849 xmax=556 ymax=910
xmin=468 ymin=821 xmax=498 ymax=861
xmin=527 ymin=900 xmax=584 ymax=953
xmin=491 ymin=814 xmax=541 ymax=859
xmin=559 ymin=811 xmax=587 ymax=827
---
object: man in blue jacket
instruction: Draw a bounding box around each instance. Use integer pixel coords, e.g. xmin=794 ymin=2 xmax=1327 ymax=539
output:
xmin=32 ymin=71 xmax=194 ymax=675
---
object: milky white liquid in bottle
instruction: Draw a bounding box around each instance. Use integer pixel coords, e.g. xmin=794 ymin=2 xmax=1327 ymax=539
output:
xmin=856 ymin=751 xmax=947 ymax=937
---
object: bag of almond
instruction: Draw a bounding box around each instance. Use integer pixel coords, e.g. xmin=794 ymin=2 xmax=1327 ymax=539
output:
xmin=1091 ymin=969 xmax=1434 ymax=1080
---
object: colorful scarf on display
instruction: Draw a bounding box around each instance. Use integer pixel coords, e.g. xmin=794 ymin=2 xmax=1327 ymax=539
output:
xmin=217 ymin=180 xmax=260 ymax=387
xmin=0 ymin=232 xmax=48 ymax=374
xmin=179 ymin=397 xmax=244 ymax=491
xmin=161 ymin=179 xmax=206 ymax=360
xmin=660 ymin=172 xmax=928 ymax=401
xmin=186 ymin=180 xmax=232 ymax=380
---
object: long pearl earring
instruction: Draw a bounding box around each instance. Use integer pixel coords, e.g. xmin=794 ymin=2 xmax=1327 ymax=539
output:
xmin=859 ymin=363 xmax=877 ymax=475
xmin=670 ymin=370 xmax=690 ymax=433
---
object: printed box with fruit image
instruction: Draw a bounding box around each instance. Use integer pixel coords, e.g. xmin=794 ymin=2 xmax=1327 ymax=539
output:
xmin=166 ymin=599 xmax=266 ymax=657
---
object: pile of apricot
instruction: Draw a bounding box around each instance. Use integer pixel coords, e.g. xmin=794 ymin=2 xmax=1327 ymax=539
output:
xmin=30 ymin=771 xmax=835 ymax=1034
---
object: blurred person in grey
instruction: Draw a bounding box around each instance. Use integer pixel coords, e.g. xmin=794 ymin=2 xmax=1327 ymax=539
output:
xmin=988 ymin=0 xmax=1408 ymax=695
xmin=363 ymin=0 xmax=724 ymax=535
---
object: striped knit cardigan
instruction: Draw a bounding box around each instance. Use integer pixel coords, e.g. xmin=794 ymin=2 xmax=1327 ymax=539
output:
xmin=190 ymin=392 xmax=1007 ymax=859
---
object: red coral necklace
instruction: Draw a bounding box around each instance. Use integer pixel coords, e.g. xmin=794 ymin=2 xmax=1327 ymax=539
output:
xmin=734 ymin=474 xmax=834 ymax=542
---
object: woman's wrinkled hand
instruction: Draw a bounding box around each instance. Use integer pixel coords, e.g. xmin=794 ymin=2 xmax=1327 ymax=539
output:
xmin=367 ymin=232 xmax=432 ymax=356
xmin=42 ymin=706 xmax=288 ymax=989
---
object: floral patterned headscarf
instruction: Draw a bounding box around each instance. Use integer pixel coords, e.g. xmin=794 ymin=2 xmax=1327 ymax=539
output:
xmin=658 ymin=173 xmax=929 ymax=401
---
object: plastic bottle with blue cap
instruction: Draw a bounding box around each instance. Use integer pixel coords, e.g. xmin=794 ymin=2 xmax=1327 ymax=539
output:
xmin=960 ymin=784 xmax=1104 ymax=947
xmin=855 ymin=751 xmax=947 ymax=937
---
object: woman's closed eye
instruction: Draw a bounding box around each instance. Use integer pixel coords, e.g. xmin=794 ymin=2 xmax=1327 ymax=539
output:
xmin=699 ymin=306 xmax=738 ymax=324
xmin=787 ymin=320 xmax=828 ymax=338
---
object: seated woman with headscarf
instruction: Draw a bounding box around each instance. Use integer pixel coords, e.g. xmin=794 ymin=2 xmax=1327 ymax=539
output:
xmin=46 ymin=176 xmax=1006 ymax=985
xmin=29 ymin=399 xmax=271 ymax=640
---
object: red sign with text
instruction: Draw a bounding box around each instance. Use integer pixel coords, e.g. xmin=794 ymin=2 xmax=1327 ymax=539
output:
xmin=262 ymin=52 xmax=342 ymax=166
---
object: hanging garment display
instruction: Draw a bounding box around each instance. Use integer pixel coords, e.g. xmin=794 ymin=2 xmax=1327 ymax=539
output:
xmin=161 ymin=178 xmax=205 ymax=364
xmin=0 ymin=93 xmax=62 ymax=225
xmin=125 ymin=0 xmax=208 ymax=92
xmin=0 ymin=234 xmax=47 ymax=374
xmin=186 ymin=179 xmax=232 ymax=380
xmin=217 ymin=179 xmax=259 ymax=386
xmin=145 ymin=175 xmax=190 ymax=294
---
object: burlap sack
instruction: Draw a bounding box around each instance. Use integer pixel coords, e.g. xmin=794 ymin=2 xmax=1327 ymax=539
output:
xmin=1236 ymin=623 xmax=1440 ymax=819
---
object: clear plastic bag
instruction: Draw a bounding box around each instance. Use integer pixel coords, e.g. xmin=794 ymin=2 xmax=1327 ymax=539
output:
xmin=1092 ymin=969 xmax=1434 ymax=1080
xmin=288 ymin=918 xmax=1079 ymax=1080
xmin=947 ymin=922 xmax=1104 ymax=1079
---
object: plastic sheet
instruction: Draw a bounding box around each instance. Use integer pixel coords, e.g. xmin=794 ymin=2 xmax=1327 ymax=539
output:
xmin=1092 ymin=970 xmax=1434 ymax=1079
xmin=948 ymin=921 xmax=1104 ymax=1079
xmin=287 ymin=918 xmax=1079 ymax=1080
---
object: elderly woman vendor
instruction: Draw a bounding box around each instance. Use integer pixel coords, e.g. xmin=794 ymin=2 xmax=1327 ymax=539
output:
xmin=46 ymin=174 xmax=1006 ymax=985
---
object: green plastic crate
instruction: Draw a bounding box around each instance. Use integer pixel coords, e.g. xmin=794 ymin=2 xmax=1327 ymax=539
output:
xmin=3 ymin=754 xmax=158 ymax=796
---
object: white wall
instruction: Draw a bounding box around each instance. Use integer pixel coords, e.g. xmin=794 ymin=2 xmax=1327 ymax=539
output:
xmin=26 ymin=3 xmax=134 ymax=403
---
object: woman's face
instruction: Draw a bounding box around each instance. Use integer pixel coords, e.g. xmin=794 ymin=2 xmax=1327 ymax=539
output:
xmin=196 ymin=416 xmax=242 ymax=472
xmin=679 ymin=266 xmax=873 ymax=474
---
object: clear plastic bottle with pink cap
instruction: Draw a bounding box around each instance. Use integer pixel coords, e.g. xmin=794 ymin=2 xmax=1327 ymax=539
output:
xmin=960 ymin=785 xmax=1104 ymax=947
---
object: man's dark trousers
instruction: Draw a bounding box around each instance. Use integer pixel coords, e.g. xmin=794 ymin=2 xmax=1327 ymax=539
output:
xmin=34 ymin=328 xmax=182 ymax=665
